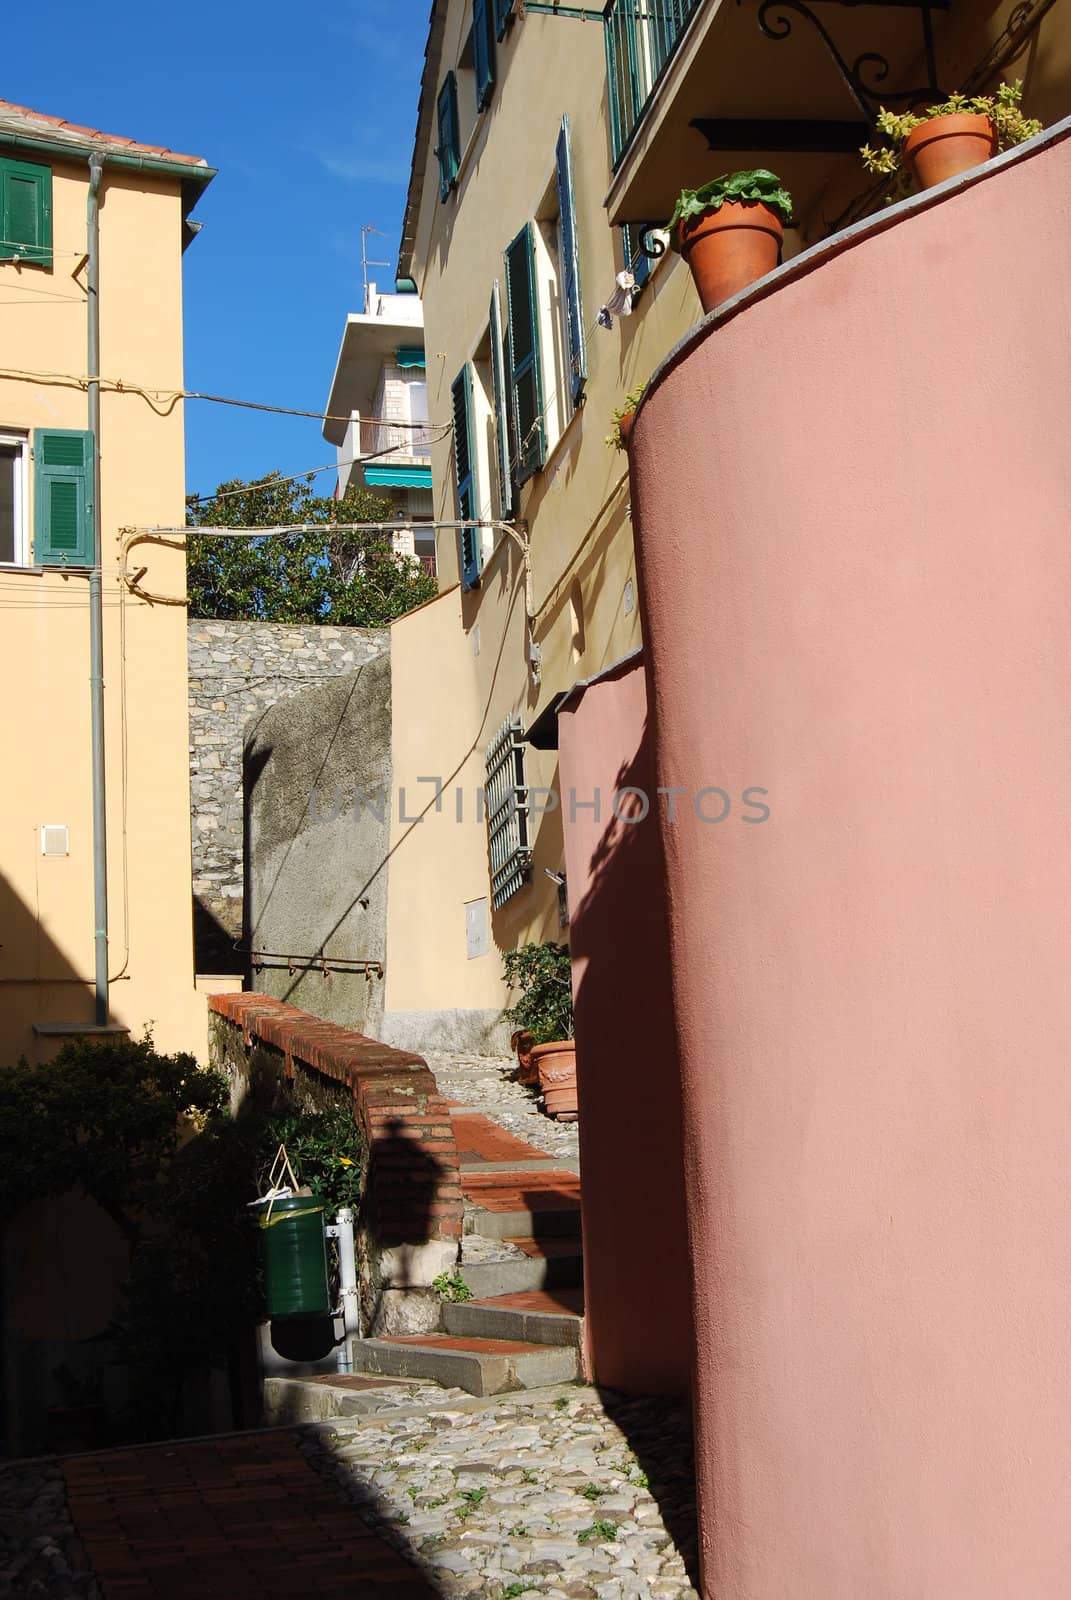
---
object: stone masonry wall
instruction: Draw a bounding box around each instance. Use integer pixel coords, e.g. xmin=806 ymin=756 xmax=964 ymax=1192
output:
xmin=188 ymin=621 xmax=388 ymax=972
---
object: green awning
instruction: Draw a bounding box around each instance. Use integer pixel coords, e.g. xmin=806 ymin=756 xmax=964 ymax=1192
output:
xmin=364 ymin=464 xmax=433 ymax=489
xmin=396 ymin=347 xmax=426 ymax=369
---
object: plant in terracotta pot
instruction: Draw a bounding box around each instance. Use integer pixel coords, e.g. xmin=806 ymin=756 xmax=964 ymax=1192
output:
xmin=504 ymin=941 xmax=577 ymax=1119
xmin=605 ymin=382 xmax=648 ymax=453
xmin=861 ymin=80 xmax=1042 ymax=194
xmin=668 ymin=169 xmax=793 ymax=314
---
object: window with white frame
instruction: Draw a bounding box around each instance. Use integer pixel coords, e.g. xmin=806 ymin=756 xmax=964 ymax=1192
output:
xmin=0 ymin=432 xmax=28 ymax=565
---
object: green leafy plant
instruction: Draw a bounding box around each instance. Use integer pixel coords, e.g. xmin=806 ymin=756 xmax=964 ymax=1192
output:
xmin=521 ymin=1468 xmax=540 ymax=1483
xmin=581 ymin=1483 xmax=603 ymax=1501
xmin=861 ymin=80 xmax=1042 ymax=179
xmin=668 ymin=170 xmax=793 ymax=251
xmin=501 ymin=1585 xmax=538 ymax=1598
xmin=457 ymin=1487 xmax=488 ymax=1520
xmin=432 ymin=1271 xmax=473 ymax=1302
xmin=605 ymin=382 xmax=648 ymax=451
xmin=186 ymin=471 xmax=438 ymax=626
xmin=504 ymin=942 xmax=574 ymax=1045
xmin=578 ymin=1519 xmax=620 ymax=1544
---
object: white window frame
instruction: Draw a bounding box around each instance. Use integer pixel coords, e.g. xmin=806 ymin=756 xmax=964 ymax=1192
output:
xmin=0 ymin=430 xmax=29 ymax=566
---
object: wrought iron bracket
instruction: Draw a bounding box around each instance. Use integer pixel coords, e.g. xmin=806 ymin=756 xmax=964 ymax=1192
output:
xmin=738 ymin=0 xmax=950 ymax=125
xmin=618 ymin=222 xmax=672 ymax=260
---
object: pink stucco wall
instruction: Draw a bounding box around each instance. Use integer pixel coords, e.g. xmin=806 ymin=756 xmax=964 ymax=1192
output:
xmin=629 ymin=131 xmax=1071 ymax=1597
xmin=558 ymin=658 xmax=693 ymax=1394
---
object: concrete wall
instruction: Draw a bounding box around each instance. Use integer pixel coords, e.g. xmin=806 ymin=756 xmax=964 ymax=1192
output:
xmin=188 ymin=621 xmax=387 ymax=972
xmin=558 ymin=655 xmax=692 ymax=1396
xmin=245 ymin=653 xmax=392 ymax=1038
xmin=630 ymin=128 xmax=1071 ymax=1599
xmin=0 ymin=151 xmax=207 ymax=1062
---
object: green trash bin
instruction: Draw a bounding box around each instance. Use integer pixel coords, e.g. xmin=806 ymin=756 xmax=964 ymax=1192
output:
xmin=255 ymin=1193 xmax=330 ymax=1320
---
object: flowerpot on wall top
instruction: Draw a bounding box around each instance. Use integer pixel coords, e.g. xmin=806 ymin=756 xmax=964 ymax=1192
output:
xmin=904 ymin=113 xmax=996 ymax=190
xmin=678 ymin=200 xmax=783 ymax=314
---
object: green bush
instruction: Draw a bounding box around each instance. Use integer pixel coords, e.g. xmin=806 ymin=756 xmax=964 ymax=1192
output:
xmin=503 ymin=941 xmax=574 ymax=1045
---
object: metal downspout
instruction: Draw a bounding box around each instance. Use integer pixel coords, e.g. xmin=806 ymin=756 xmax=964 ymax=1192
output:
xmin=87 ymin=155 xmax=108 ymax=1024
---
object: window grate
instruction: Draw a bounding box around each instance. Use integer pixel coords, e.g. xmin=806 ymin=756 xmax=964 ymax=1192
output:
xmin=485 ymin=714 xmax=532 ymax=909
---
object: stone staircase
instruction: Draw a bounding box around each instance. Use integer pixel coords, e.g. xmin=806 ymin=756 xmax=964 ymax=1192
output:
xmin=351 ymin=1104 xmax=585 ymax=1396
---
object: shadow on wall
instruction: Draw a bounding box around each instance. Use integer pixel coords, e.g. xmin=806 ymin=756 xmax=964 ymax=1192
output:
xmin=0 ymin=869 xmax=92 ymax=1050
xmin=192 ymin=895 xmax=245 ymax=978
xmin=560 ymin=695 xmax=694 ymax=1399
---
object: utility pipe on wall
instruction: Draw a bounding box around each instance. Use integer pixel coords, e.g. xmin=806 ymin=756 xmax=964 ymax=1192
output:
xmin=87 ymin=155 xmax=109 ymax=1025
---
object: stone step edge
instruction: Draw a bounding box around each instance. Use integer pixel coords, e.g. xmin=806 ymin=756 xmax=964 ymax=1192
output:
xmin=443 ymin=1299 xmax=584 ymax=1348
xmin=349 ymin=1336 xmax=580 ymax=1398
xmin=463 ymin=1206 xmax=582 ymax=1240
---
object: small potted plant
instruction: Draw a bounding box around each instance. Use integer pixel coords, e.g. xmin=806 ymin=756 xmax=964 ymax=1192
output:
xmin=861 ymin=80 xmax=1042 ymax=193
xmin=504 ymin=941 xmax=577 ymax=1119
xmin=668 ymin=169 xmax=793 ymax=314
xmin=606 ymin=382 xmax=648 ymax=453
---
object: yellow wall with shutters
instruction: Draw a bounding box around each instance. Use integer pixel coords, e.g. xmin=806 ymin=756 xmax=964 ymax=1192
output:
xmin=0 ymin=150 xmax=210 ymax=1063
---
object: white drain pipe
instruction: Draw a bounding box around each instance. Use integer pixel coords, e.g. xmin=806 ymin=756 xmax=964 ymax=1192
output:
xmin=326 ymin=1207 xmax=360 ymax=1371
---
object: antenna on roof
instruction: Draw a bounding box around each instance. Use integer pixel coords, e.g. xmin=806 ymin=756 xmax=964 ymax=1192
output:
xmin=361 ymin=224 xmax=391 ymax=309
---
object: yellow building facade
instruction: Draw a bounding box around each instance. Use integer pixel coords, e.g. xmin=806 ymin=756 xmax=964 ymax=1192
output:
xmin=380 ymin=0 xmax=1069 ymax=1043
xmin=0 ymin=101 xmax=214 ymax=1063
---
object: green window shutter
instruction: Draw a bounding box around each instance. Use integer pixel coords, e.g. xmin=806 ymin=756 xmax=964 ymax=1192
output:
xmin=34 ymin=430 xmax=94 ymax=566
xmin=504 ymin=223 xmax=545 ymax=485
xmin=489 ymin=281 xmax=514 ymax=518
xmin=473 ymin=0 xmax=496 ymax=109
xmin=436 ymin=73 xmax=461 ymax=200
xmin=452 ymin=366 xmax=482 ymax=590
xmin=555 ymin=116 xmax=586 ymax=404
xmin=0 ymin=158 xmax=52 ymax=268
xmin=494 ymin=0 xmax=513 ymax=39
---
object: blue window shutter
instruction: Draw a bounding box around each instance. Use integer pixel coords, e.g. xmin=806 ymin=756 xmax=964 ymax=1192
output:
xmin=436 ymin=73 xmax=460 ymax=200
xmin=452 ymin=366 xmax=482 ymax=590
xmin=555 ymin=116 xmax=586 ymax=404
xmin=34 ymin=430 xmax=94 ymax=566
xmin=494 ymin=0 xmax=513 ymax=40
xmin=473 ymin=0 xmax=496 ymax=109
xmin=489 ymin=281 xmax=514 ymax=518
xmin=504 ymin=224 xmax=545 ymax=485
xmin=0 ymin=158 xmax=52 ymax=267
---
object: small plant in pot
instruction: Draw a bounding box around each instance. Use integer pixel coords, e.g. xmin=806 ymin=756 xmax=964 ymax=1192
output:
xmin=504 ymin=940 xmax=578 ymax=1120
xmin=668 ymin=169 xmax=793 ymax=314
xmin=861 ymin=80 xmax=1042 ymax=194
xmin=606 ymin=382 xmax=647 ymax=453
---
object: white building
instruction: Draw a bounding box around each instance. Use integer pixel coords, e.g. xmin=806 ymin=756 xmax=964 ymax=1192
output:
xmin=323 ymin=281 xmax=435 ymax=569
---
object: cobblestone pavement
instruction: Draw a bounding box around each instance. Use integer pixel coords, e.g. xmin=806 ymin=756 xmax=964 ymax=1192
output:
xmin=0 ymin=1458 xmax=100 ymax=1599
xmin=302 ymin=1381 xmax=700 ymax=1600
xmin=424 ymin=1052 xmax=581 ymax=1166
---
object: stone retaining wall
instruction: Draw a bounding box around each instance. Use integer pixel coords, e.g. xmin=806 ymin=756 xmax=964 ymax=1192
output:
xmin=188 ymin=621 xmax=388 ymax=971
xmin=208 ymin=992 xmax=461 ymax=1335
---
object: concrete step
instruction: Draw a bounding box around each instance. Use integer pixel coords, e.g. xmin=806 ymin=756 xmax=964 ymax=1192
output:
xmin=443 ymin=1288 xmax=584 ymax=1348
xmin=462 ymin=1171 xmax=582 ymax=1242
xmin=350 ymin=1333 xmax=580 ymax=1397
xmin=463 ymin=1204 xmax=582 ymax=1240
xmin=459 ymin=1236 xmax=584 ymax=1299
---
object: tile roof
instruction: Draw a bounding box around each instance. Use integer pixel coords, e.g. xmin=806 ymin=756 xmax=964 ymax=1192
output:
xmin=0 ymin=98 xmax=211 ymax=171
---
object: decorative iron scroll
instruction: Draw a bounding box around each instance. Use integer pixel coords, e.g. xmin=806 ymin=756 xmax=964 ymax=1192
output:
xmin=741 ymin=0 xmax=949 ymax=125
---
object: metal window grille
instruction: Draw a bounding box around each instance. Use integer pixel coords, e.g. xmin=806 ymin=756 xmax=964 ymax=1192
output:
xmin=604 ymin=0 xmax=703 ymax=168
xmin=485 ymin=714 xmax=532 ymax=909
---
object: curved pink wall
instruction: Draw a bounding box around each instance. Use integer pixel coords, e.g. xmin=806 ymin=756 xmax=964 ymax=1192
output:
xmin=558 ymin=658 xmax=692 ymax=1395
xmin=630 ymin=133 xmax=1071 ymax=1597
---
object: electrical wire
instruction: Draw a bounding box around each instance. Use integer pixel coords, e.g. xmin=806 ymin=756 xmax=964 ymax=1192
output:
xmin=186 ymin=430 xmax=448 ymax=505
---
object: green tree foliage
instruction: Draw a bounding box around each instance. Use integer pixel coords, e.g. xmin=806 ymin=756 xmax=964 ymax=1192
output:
xmin=185 ymin=471 xmax=438 ymax=625
xmin=503 ymin=941 xmax=575 ymax=1044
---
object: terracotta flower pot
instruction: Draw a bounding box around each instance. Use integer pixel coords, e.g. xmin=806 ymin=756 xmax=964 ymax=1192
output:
xmin=531 ymin=1040 xmax=578 ymax=1120
xmin=678 ymin=200 xmax=783 ymax=315
xmin=616 ymin=410 xmax=635 ymax=451
xmin=511 ymin=1028 xmax=539 ymax=1087
xmin=903 ymin=113 xmax=996 ymax=190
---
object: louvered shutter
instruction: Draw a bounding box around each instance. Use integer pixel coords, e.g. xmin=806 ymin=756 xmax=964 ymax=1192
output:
xmin=555 ymin=116 xmax=586 ymax=403
xmin=473 ymin=0 xmax=495 ymax=109
xmin=436 ymin=73 xmax=460 ymax=200
xmin=452 ymin=366 xmax=482 ymax=590
xmin=34 ymin=430 xmax=94 ymax=566
xmin=494 ymin=0 xmax=513 ymax=39
xmin=0 ymin=158 xmax=52 ymax=267
xmin=489 ymin=281 xmax=514 ymax=518
xmin=504 ymin=224 xmax=545 ymax=485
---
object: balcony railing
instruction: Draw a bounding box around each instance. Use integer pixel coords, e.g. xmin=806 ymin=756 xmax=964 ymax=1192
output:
xmin=605 ymin=0 xmax=704 ymax=167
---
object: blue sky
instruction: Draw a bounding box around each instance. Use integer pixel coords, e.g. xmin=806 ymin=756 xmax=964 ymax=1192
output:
xmin=6 ymin=0 xmax=428 ymax=499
